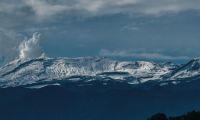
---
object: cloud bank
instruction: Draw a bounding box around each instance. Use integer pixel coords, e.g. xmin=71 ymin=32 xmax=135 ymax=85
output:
xmin=99 ymin=49 xmax=191 ymax=60
xmin=1 ymin=0 xmax=200 ymax=20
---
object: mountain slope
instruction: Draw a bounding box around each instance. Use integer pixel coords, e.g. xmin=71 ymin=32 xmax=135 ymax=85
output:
xmin=168 ymin=59 xmax=200 ymax=80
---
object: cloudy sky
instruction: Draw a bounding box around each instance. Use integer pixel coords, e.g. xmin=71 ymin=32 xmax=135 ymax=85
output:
xmin=0 ymin=0 xmax=200 ymax=65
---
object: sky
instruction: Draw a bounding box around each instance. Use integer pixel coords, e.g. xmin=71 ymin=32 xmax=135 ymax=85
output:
xmin=0 ymin=0 xmax=200 ymax=65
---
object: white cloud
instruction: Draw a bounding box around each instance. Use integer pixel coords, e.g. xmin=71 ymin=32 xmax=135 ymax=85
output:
xmin=24 ymin=0 xmax=68 ymax=20
xmin=99 ymin=49 xmax=191 ymax=60
xmin=51 ymin=0 xmax=200 ymax=16
xmin=1 ymin=0 xmax=199 ymax=20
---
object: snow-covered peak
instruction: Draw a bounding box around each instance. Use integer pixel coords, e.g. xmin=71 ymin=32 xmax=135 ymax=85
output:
xmin=168 ymin=58 xmax=200 ymax=80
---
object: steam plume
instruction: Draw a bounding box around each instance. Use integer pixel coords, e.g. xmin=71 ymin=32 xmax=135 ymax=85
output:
xmin=19 ymin=32 xmax=45 ymax=60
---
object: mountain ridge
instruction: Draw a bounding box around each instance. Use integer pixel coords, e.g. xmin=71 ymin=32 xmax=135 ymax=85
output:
xmin=0 ymin=57 xmax=200 ymax=88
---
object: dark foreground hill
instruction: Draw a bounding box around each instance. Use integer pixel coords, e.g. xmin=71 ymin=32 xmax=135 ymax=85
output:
xmin=148 ymin=111 xmax=200 ymax=120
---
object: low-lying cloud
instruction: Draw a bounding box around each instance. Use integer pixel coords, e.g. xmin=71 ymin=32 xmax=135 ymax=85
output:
xmin=99 ymin=49 xmax=191 ymax=60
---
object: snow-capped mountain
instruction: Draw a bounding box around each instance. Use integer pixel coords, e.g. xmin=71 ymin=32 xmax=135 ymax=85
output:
xmin=1 ymin=56 xmax=200 ymax=88
xmin=168 ymin=58 xmax=200 ymax=80
xmin=0 ymin=57 xmax=176 ymax=87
